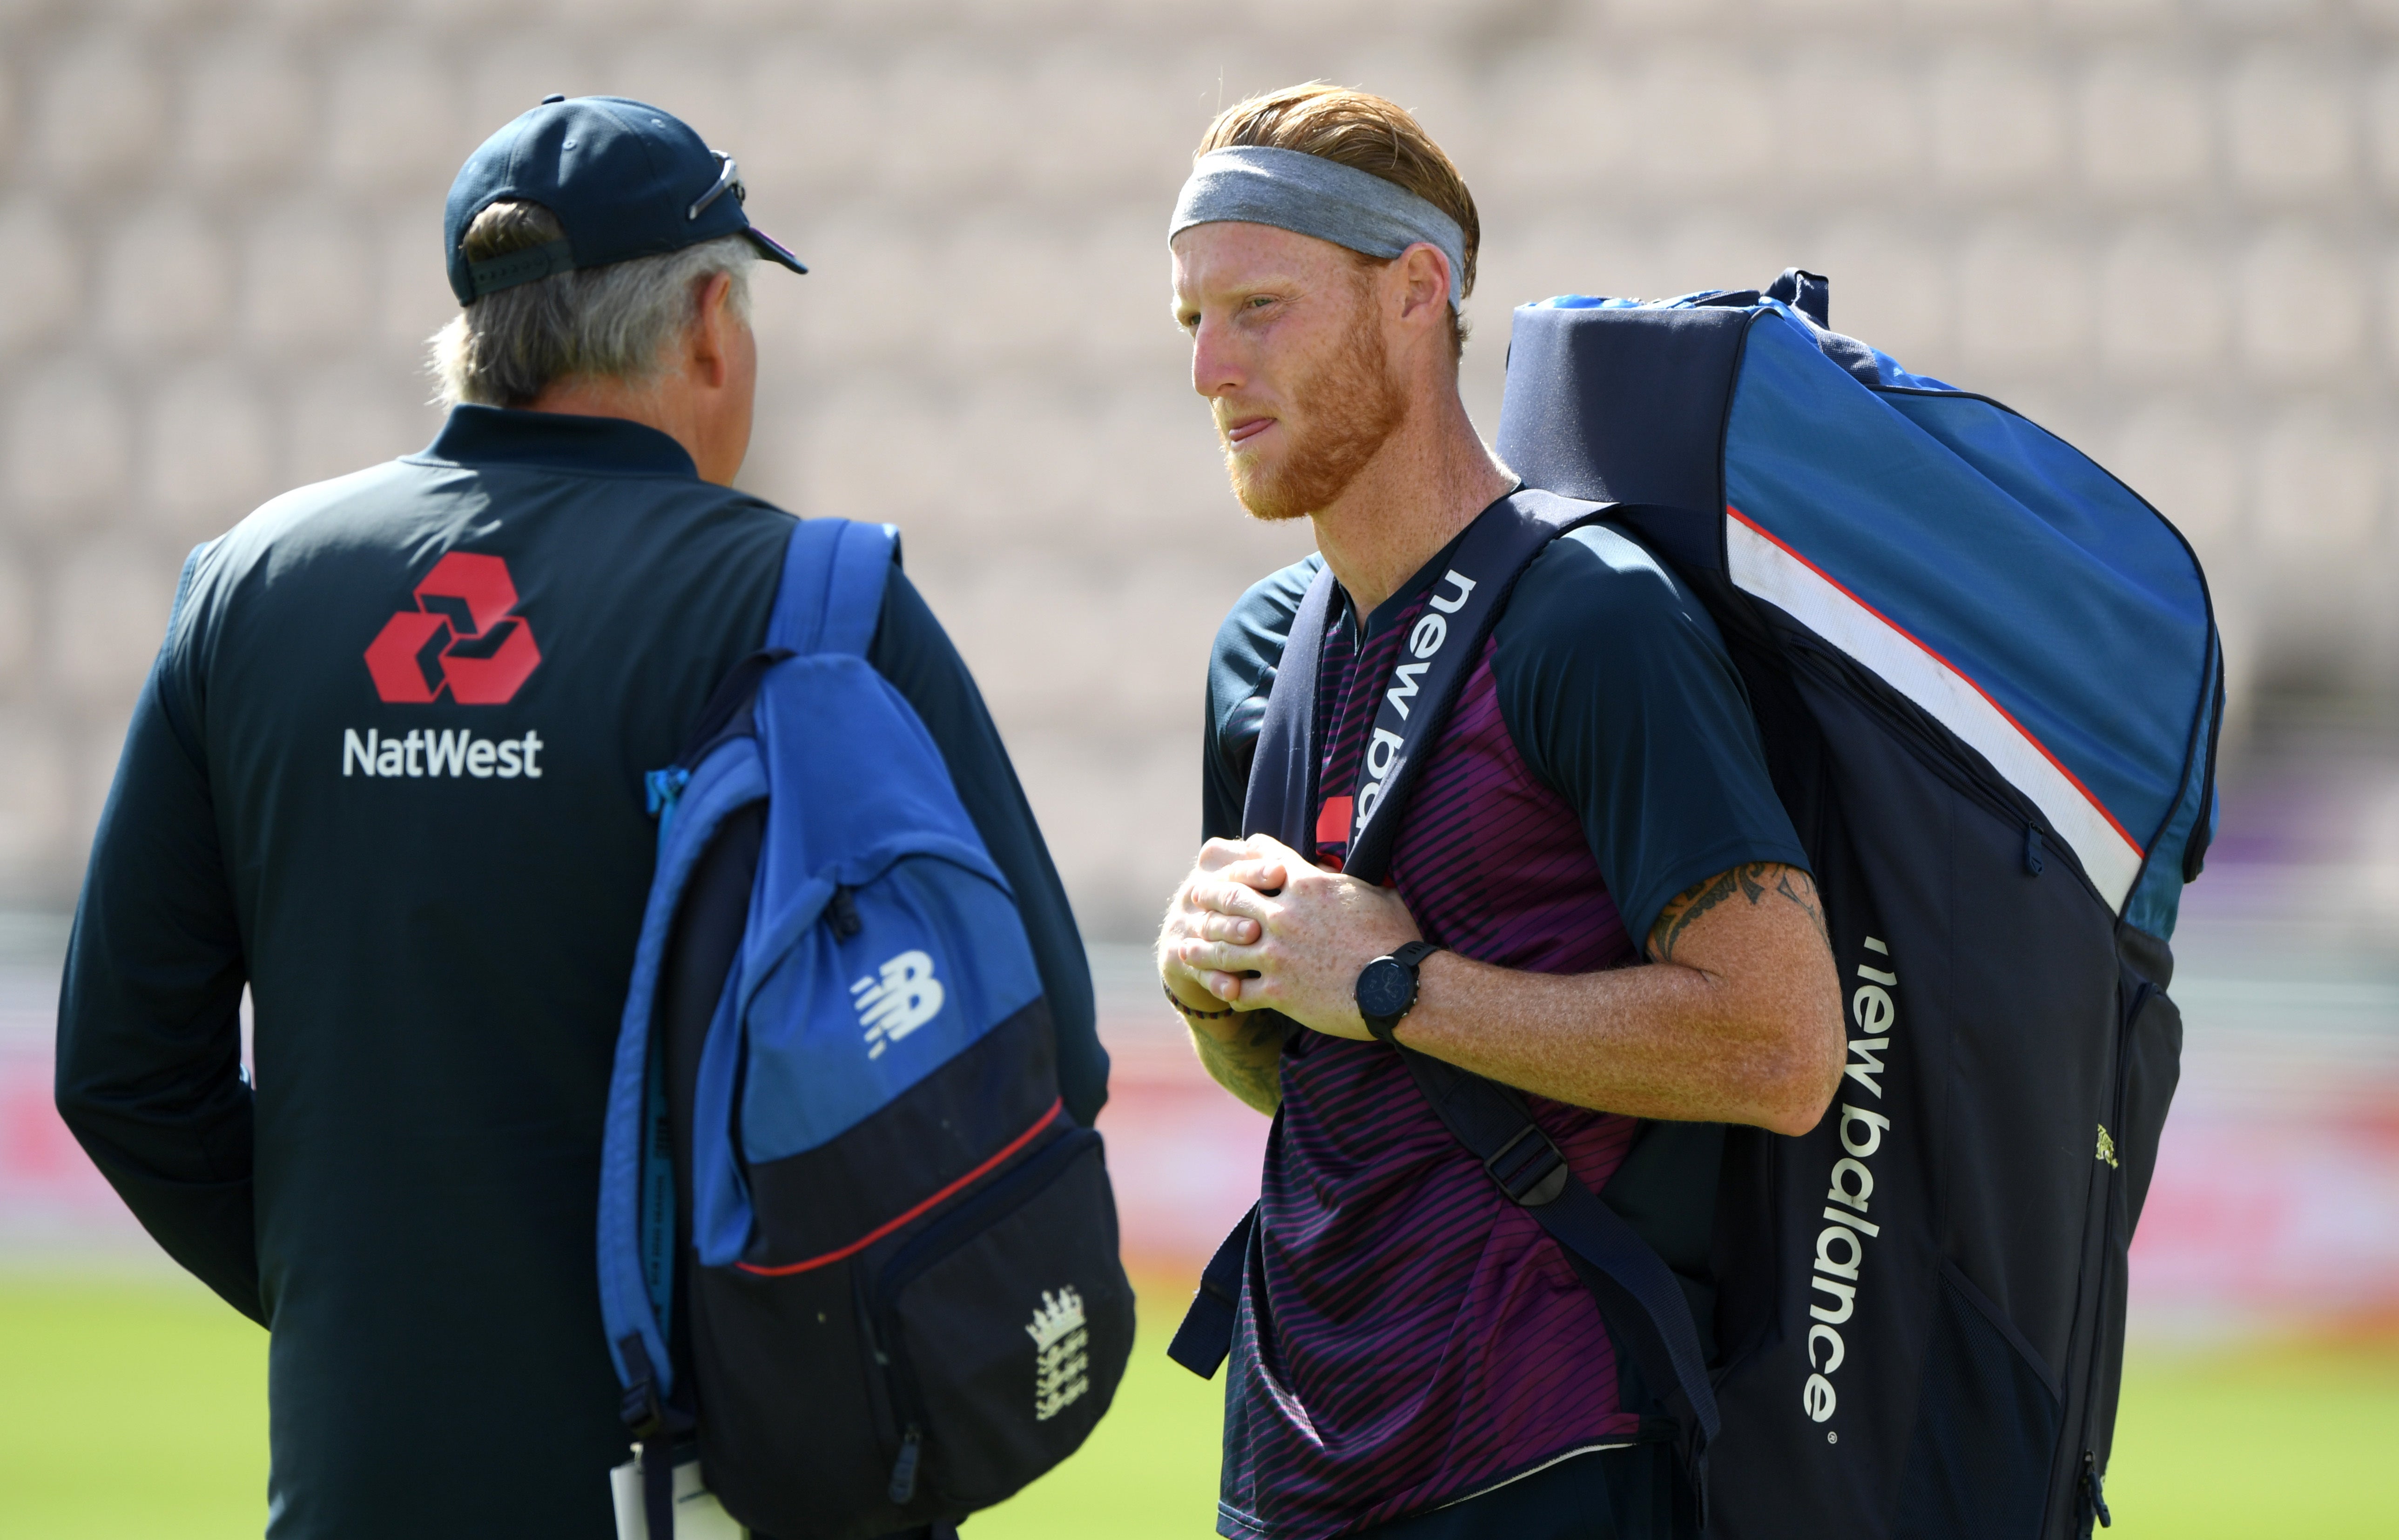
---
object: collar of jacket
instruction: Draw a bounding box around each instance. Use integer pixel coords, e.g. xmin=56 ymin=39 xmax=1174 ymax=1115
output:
xmin=412 ymin=404 xmax=700 ymax=480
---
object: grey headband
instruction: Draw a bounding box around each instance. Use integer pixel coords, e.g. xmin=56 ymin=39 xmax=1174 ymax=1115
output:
xmin=1170 ymin=145 xmax=1467 ymax=308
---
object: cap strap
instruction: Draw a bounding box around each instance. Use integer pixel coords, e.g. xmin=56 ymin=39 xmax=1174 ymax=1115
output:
xmin=466 ymin=238 xmax=577 ymax=300
xmin=689 ymin=153 xmax=742 ymax=222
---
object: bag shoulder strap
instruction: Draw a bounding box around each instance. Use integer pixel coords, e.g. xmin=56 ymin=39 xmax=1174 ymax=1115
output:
xmin=767 ymin=518 xmax=899 ymax=658
xmin=1343 ymin=487 xmax=1597 ymax=876
xmin=1240 ymin=489 xmax=1601 ymax=856
xmin=1240 ymin=562 xmax=1337 ymax=845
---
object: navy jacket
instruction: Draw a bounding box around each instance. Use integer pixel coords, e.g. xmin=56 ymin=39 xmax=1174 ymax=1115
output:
xmin=55 ymin=407 xmax=1103 ymax=1538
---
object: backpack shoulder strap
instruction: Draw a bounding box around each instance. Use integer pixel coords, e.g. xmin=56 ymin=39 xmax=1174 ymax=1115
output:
xmin=768 ymin=518 xmax=900 ymax=658
xmin=1318 ymin=490 xmax=1720 ymax=1507
xmin=1395 ymin=1046 xmax=1718 ymax=1517
xmin=1166 ymin=572 xmax=1329 ymax=1383
xmin=1341 ymin=487 xmax=1600 ymax=879
xmin=1240 ymin=565 xmax=1338 ymax=851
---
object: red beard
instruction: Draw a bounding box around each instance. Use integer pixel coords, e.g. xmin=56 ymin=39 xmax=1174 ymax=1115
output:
xmin=1223 ymin=297 xmax=1405 ymax=523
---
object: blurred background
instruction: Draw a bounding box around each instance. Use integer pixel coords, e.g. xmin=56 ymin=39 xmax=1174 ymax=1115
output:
xmin=1 ymin=0 xmax=2396 ymax=1535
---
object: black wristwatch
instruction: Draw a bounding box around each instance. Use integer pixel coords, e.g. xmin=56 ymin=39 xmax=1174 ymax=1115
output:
xmin=1355 ymin=941 xmax=1444 ymax=1045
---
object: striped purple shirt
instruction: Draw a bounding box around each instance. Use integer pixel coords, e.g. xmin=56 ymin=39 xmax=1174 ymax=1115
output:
xmin=1204 ymin=525 xmax=1806 ymax=1539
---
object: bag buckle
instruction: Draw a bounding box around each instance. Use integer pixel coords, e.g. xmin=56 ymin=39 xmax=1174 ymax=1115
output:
xmin=1483 ymin=1122 xmax=1570 ymax=1207
xmin=620 ymin=1379 xmax=663 ymax=1441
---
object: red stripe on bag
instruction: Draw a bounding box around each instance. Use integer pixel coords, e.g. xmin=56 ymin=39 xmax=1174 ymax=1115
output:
xmin=733 ymin=1097 xmax=1065 ymax=1277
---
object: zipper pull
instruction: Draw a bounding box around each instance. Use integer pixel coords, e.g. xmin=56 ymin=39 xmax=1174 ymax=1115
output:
xmin=645 ymin=766 xmax=692 ymax=820
xmin=2081 ymin=1450 xmax=2111 ymax=1529
xmin=645 ymin=767 xmax=694 ymax=858
xmin=827 ymin=886 xmax=863 ymax=940
xmin=2023 ymin=825 xmax=2045 ymax=876
xmin=887 ymin=1424 xmax=923 ymax=1505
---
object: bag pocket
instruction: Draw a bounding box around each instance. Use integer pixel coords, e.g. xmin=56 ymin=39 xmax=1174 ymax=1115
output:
xmin=2116 ymin=984 xmax=2182 ymax=1240
xmin=1891 ymin=1260 xmax=2063 ymax=1540
xmin=869 ymin=1126 xmax=1135 ymax=1510
xmin=2076 ymin=978 xmax=2185 ymax=1531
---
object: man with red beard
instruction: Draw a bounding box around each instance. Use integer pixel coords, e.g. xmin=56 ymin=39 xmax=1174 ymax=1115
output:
xmin=1156 ymin=85 xmax=1845 ymax=1540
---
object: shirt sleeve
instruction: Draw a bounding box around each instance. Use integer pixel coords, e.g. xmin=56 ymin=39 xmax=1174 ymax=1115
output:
xmin=1202 ymin=557 xmax=1322 ymax=845
xmin=55 ymin=549 xmax=264 ymax=1325
xmin=867 ymin=565 xmax=1107 ymax=1126
xmin=1493 ymin=525 xmax=1809 ymax=953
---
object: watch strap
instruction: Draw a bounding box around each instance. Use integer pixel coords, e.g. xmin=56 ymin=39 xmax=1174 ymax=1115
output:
xmin=1362 ymin=941 xmax=1445 ymax=1043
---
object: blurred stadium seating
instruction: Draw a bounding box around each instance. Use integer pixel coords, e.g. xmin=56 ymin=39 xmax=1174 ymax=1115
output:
xmin=0 ymin=0 xmax=2393 ymax=1408
xmin=2 ymin=0 xmax=2397 ymax=930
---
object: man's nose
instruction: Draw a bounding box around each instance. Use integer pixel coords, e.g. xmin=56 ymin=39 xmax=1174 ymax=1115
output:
xmin=1190 ymin=314 xmax=1242 ymax=401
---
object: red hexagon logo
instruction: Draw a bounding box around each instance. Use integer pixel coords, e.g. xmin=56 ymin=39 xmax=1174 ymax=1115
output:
xmin=363 ymin=553 xmax=542 ymax=705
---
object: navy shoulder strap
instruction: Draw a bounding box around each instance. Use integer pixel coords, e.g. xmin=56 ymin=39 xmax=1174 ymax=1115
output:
xmin=1342 ymin=487 xmax=1597 ymax=877
xmin=1240 ymin=566 xmax=1335 ymax=848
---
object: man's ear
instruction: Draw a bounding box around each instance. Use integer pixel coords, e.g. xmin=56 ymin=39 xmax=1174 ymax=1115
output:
xmin=688 ymin=272 xmax=737 ymax=388
xmin=1391 ymin=243 xmax=1452 ymax=331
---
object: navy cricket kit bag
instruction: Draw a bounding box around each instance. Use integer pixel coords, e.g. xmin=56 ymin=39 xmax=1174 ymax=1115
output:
xmin=1494 ymin=274 xmax=2219 ymax=1539
xmin=597 ymin=519 xmax=1134 ymax=1539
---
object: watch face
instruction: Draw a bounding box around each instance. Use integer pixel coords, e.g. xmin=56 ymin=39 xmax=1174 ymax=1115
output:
xmin=1356 ymin=957 xmax=1414 ymax=1021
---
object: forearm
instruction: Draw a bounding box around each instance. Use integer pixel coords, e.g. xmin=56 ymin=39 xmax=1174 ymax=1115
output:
xmin=56 ymin=670 xmax=264 ymax=1322
xmin=1159 ymin=838 xmax=1292 ymax=1115
xmin=70 ymin=1130 xmax=263 ymax=1324
xmin=1185 ymin=1010 xmax=1285 ymax=1115
xmin=1395 ymin=951 xmax=1835 ymax=1134
xmin=1172 ymin=846 xmax=1843 ymax=1134
xmin=58 ymin=979 xmax=263 ymax=1321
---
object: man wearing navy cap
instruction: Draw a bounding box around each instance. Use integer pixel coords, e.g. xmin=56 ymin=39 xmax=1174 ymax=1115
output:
xmin=55 ymin=98 xmax=1102 ymax=1538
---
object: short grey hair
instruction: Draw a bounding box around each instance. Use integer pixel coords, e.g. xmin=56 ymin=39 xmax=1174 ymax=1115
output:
xmin=429 ymin=200 xmax=754 ymax=409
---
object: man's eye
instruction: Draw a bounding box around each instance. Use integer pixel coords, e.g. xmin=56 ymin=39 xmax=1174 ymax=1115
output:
xmin=1246 ymin=296 xmax=1273 ymax=310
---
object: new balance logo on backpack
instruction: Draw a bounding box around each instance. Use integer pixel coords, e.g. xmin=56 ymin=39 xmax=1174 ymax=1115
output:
xmin=597 ymin=518 xmax=1132 ymax=1540
xmin=854 ymin=950 xmax=944 ymax=1057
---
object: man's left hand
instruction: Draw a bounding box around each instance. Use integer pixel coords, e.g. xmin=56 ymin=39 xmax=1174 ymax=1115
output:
xmin=1173 ymin=834 xmax=1423 ymax=1040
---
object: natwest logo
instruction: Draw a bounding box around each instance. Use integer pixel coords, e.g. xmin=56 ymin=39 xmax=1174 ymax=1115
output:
xmin=364 ymin=553 xmax=542 ymax=704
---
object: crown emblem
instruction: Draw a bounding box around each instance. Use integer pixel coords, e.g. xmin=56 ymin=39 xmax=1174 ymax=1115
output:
xmin=1026 ymin=1287 xmax=1091 ymax=1422
xmin=1025 ymin=1287 xmax=1086 ymax=1352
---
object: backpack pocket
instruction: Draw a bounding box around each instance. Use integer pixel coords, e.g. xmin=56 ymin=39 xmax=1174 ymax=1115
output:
xmin=868 ymin=1125 xmax=1135 ymax=1510
xmin=1890 ymin=1260 xmax=2063 ymax=1540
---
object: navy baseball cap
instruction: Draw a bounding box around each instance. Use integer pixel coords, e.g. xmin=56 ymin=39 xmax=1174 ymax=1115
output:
xmin=444 ymin=95 xmax=806 ymax=305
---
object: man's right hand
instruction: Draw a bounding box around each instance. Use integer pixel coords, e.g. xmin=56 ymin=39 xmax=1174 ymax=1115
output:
xmin=1159 ymin=838 xmax=1290 ymax=1114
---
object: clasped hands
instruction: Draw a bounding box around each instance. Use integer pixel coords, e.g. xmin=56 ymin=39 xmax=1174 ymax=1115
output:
xmin=1158 ymin=834 xmax=1423 ymax=1042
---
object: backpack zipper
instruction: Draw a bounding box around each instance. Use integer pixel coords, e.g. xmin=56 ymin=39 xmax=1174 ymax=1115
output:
xmin=2082 ymin=1448 xmax=2112 ymax=1529
xmin=2071 ymin=977 xmax=2148 ymax=1533
xmin=887 ymin=1423 xmax=923 ymax=1504
xmin=1782 ymin=639 xmax=2085 ymax=899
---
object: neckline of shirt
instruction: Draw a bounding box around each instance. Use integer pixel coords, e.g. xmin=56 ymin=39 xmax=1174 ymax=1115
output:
xmin=1341 ymin=485 xmax=1523 ymax=644
xmin=408 ymin=403 xmax=701 ymax=480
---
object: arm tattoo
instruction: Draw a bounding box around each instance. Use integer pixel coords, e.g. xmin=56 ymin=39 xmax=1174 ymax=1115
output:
xmin=1190 ymin=1013 xmax=1285 ymax=1115
xmin=1650 ymin=861 xmax=1824 ymax=963
xmin=1774 ymin=867 xmax=1831 ymax=947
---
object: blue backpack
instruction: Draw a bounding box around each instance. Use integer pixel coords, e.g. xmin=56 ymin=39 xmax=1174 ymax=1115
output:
xmin=597 ymin=518 xmax=1133 ymax=1540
